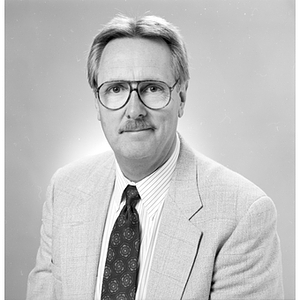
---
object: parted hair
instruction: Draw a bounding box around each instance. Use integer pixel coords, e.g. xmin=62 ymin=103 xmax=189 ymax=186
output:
xmin=87 ymin=15 xmax=189 ymax=92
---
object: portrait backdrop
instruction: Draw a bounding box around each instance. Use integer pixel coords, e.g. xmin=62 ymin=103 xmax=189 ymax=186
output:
xmin=5 ymin=0 xmax=295 ymax=299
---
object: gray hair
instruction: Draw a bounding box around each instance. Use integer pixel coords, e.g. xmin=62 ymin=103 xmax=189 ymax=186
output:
xmin=87 ymin=15 xmax=189 ymax=91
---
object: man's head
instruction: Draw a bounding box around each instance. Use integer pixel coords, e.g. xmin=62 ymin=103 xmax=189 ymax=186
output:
xmin=87 ymin=15 xmax=189 ymax=181
xmin=87 ymin=15 xmax=189 ymax=92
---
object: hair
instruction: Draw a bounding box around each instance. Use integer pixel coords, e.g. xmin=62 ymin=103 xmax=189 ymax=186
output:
xmin=87 ymin=14 xmax=189 ymax=92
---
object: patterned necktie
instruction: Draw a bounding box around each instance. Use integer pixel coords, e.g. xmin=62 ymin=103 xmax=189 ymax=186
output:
xmin=101 ymin=185 xmax=141 ymax=300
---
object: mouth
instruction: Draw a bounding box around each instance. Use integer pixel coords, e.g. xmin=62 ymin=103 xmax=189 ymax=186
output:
xmin=123 ymin=128 xmax=152 ymax=133
xmin=119 ymin=120 xmax=155 ymax=134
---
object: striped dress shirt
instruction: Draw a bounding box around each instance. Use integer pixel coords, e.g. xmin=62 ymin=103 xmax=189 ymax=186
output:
xmin=94 ymin=134 xmax=180 ymax=299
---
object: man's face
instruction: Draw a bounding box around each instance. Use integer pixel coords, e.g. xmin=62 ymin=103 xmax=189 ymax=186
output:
xmin=95 ymin=37 xmax=186 ymax=171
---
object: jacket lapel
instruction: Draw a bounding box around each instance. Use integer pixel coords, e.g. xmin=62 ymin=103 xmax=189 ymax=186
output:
xmin=146 ymin=138 xmax=203 ymax=299
xmin=60 ymin=154 xmax=116 ymax=298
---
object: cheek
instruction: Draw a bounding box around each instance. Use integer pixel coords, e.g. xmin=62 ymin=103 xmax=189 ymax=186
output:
xmin=99 ymin=112 xmax=118 ymax=139
xmin=158 ymin=110 xmax=178 ymax=134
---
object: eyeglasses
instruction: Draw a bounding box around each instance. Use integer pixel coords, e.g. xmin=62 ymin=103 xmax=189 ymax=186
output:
xmin=96 ymin=79 xmax=178 ymax=110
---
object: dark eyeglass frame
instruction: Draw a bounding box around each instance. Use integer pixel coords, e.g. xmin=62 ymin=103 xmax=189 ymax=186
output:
xmin=96 ymin=79 xmax=179 ymax=111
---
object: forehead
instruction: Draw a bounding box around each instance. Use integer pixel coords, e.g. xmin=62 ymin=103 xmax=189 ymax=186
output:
xmin=97 ymin=37 xmax=174 ymax=83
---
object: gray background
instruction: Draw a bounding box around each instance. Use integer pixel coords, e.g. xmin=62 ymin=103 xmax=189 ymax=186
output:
xmin=5 ymin=0 xmax=295 ymax=299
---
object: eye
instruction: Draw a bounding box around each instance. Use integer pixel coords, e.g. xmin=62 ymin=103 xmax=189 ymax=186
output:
xmin=108 ymin=85 xmax=123 ymax=93
xmin=148 ymin=85 xmax=160 ymax=92
xmin=103 ymin=82 xmax=128 ymax=94
xmin=142 ymin=83 xmax=165 ymax=94
xmin=111 ymin=86 xmax=121 ymax=93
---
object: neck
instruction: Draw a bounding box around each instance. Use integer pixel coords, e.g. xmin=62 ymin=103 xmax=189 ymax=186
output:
xmin=117 ymin=158 xmax=158 ymax=182
xmin=116 ymin=138 xmax=177 ymax=182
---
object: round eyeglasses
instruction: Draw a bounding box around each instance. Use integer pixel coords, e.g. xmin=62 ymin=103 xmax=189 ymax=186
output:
xmin=96 ymin=79 xmax=178 ymax=110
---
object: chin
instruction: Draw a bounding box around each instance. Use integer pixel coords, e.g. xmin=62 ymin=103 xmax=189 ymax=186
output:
xmin=122 ymin=148 xmax=152 ymax=161
xmin=114 ymin=142 xmax=153 ymax=160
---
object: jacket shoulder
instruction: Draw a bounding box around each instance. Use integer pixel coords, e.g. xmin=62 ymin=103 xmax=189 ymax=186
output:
xmin=191 ymin=148 xmax=272 ymax=219
xmin=47 ymin=151 xmax=115 ymax=204
xmin=44 ymin=151 xmax=115 ymax=214
xmin=54 ymin=150 xmax=114 ymax=182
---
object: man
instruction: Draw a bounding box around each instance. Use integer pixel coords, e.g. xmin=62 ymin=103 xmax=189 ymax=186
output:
xmin=26 ymin=15 xmax=284 ymax=300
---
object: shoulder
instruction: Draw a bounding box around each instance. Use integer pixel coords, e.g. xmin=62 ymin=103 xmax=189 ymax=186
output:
xmin=194 ymin=149 xmax=266 ymax=199
xmin=179 ymin=137 xmax=275 ymax=220
xmin=51 ymin=150 xmax=115 ymax=188
xmin=44 ymin=150 xmax=115 ymax=213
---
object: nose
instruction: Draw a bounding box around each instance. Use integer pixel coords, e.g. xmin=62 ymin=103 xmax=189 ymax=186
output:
xmin=125 ymin=90 xmax=147 ymax=119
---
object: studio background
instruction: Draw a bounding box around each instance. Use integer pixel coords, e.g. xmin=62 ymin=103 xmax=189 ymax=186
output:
xmin=5 ymin=0 xmax=295 ymax=299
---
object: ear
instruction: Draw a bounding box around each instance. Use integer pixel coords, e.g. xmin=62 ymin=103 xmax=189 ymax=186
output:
xmin=178 ymin=89 xmax=187 ymax=118
xmin=94 ymin=96 xmax=101 ymax=121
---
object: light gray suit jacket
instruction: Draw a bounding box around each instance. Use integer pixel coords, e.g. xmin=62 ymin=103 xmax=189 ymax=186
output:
xmin=26 ymin=137 xmax=284 ymax=299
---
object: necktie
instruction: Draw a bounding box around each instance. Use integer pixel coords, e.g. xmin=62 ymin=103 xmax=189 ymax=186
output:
xmin=101 ymin=185 xmax=141 ymax=300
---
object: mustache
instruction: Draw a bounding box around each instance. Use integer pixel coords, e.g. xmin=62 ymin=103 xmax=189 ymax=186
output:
xmin=119 ymin=119 xmax=155 ymax=133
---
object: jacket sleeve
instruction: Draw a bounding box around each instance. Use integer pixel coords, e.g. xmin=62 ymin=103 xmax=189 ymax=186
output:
xmin=26 ymin=174 xmax=57 ymax=300
xmin=210 ymin=196 xmax=284 ymax=300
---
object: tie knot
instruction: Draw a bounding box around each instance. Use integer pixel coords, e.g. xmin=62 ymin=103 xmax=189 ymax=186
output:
xmin=124 ymin=185 xmax=140 ymax=208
